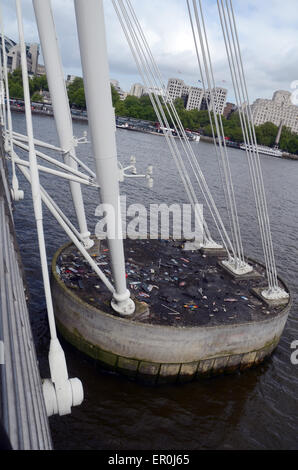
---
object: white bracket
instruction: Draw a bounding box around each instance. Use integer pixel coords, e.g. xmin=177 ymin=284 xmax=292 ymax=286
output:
xmin=201 ymin=238 xmax=223 ymax=250
xmin=7 ymin=150 xmax=24 ymax=201
xmin=118 ymin=156 xmax=153 ymax=188
xmin=11 ymin=174 xmax=24 ymax=201
xmin=183 ymin=240 xmax=202 ymax=251
xmin=4 ymin=135 xmax=10 ymax=154
xmin=72 ymin=131 xmax=89 ymax=148
xmin=262 ymin=286 xmax=289 ymax=301
xmin=80 ymin=230 xmax=94 ymax=249
xmin=61 ymin=132 xmax=90 ymax=155
xmin=222 ymin=257 xmax=253 ymax=276
xmin=42 ymin=339 xmax=84 ymax=416
xmin=111 ymin=289 xmax=136 ymax=317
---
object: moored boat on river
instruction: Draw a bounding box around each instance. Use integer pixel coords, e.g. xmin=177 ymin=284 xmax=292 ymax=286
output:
xmin=240 ymin=143 xmax=283 ymax=158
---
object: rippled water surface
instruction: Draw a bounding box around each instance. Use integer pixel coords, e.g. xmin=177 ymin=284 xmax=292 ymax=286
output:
xmin=11 ymin=112 xmax=298 ymax=450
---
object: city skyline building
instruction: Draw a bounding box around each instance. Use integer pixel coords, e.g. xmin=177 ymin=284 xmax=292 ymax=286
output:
xmin=110 ymin=78 xmax=127 ymax=101
xmin=166 ymin=77 xmax=227 ymax=114
xmin=0 ymin=34 xmax=41 ymax=76
xmin=223 ymin=102 xmax=237 ymax=119
xmin=251 ymin=90 xmax=298 ymax=134
xmin=129 ymin=82 xmax=145 ymax=98
xmin=200 ymin=87 xmax=228 ymax=115
xmin=129 ymin=83 xmax=165 ymax=98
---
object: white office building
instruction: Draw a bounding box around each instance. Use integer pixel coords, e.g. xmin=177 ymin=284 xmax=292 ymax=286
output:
xmin=166 ymin=78 xmax=227 ymax=114
xmin=66 ymin=74 xmax=78 ymax=84
xmin=201 ymin=87 xmax=228 ymax=115
xmin=167 ymin=78 xmax=190 ymax=102
xmin=129 ymin=83 xmax=145 ymax=98
xmin=110 ymin=79 xmax=127 ymax=101
xmin=251 ymin=90 xmax=298 ymax=134
xmin=0 ymin=35 xmax=40 ymax=75
xmin=186 ymin=87 xmax=204 ymax=111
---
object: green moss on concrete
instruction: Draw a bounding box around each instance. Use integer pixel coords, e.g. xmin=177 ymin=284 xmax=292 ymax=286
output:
xmin=254 ymin=349 xmax=268 ymax=364
xmin=240 ymin=351 xmax=257 ymax=370
xmin=55 ymin=316 xmax=117 ymax=367
xmin=158 ymin=363 xmax=181 ymax=384
xmin=266 ymin=341 xmax=278 ymax=356
xmin=225 ymin=354 xmax=243 ymax=374
xmin=138 ymin=361 xmax=160 ymax=376
xmin=117 ymin=357 xmax=139 ymax=377
xmin=178 ymin=362 xmax=199 ymax=383
xmin=56 ymin=310 xmax=282 ymax=382
xmin=137 ymin=361 xmax=160 ymax=384
xmin=212 ymin=356 xmax=229 ymax=375
xmin=56 ymin=317 xmax=98 ymax=361
xmin=197 ymin=359 xmax=215 ymax=378
xmin=97 ymin=349 xmax=118 ymax=368
xmin=254 ymin=339 xmax=279 ymax=364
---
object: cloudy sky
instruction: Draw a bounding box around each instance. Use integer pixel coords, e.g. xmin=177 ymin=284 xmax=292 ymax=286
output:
xmin=1 ymin=0 xmax=297 ymax=104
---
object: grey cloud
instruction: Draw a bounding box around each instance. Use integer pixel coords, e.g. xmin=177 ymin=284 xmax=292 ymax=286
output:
xmin=0 ymin=0 xmax=297 ymax=104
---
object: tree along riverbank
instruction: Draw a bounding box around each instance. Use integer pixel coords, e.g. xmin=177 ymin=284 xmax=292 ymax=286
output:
xmin=8 ymin=68 xmax=298 ymax=156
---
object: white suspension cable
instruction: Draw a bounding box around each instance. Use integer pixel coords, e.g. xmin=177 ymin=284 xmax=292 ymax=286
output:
xmin=113 ymin=0 xmax=212 ymax=246
xmin=186 ymin=0 xmax=235 ymax=250
xmin=188 ymin=0 xmax=245 ymax=269
xmin=125 ymin=0 xmax=234 ymax=254
xmin=124 ymin=0 xmax=236 ymax=255
xmin=226 ymin=0 xmax=279 ymax=291
xmin=195 ymin=0 xmax=245 ymax=266
xmin=218 ymin=0 xmax=279 ymax=290
xmin=115 ymin=0 xmax=235 ymax=256
xmin=122 ymin=0 xmax=216 ymax=244
xmin=120 ymin=0 xmax=222 ymax=249
xmin=0 ymin=40 xmax=6 ymax=127
xmin=217 ymin=0 xmax=274 ymax=286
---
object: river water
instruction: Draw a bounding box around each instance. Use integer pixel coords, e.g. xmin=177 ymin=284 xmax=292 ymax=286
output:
xmin=11 ymin=112 xmax=298 ymax=450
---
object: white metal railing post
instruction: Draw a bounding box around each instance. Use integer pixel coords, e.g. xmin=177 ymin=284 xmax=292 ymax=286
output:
xmin=74 ymin=0 xmax=135 ymax=316
xmin=32 ymin=0 xmax=93 ymax=249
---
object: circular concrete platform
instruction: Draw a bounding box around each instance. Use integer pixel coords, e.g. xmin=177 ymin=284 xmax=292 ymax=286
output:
xmin=51 ymin=239 xmax=292 ymax=384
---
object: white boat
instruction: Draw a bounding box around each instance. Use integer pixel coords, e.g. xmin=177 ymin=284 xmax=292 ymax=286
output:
xmin=240 ymin=143 xmax=283 ymax=157
xmin=189 ymin=132 xmax=201 ymax=142
xmin=117 ymin=122 xmax=201 ymax=142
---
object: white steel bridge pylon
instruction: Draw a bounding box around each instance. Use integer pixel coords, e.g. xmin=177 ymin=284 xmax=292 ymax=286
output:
xmin=0 ymin=0 xmax=289 ymax=418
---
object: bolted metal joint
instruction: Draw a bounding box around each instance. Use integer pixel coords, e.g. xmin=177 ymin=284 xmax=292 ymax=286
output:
xmin=201 ymin=238 xmax=223 ymax=250
xmin=11 ymin=187 xmax=24 ymax=201
xmin=262 ymin=286 xmax=289 ymax=301
xmin=80 ymin=230 xmax=94 ymax=249
xmin=10 ymin=174 xmax=24 ymax=201
xmin=42 ymin=338 xmax=84 ymax=417
xmin=42 ymin=377 xmax=84 ymax=417
xmin=222 ymin=258 xmax=253 ymax=276
xmin=111 ymin=289 xmax=135 ymax=316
